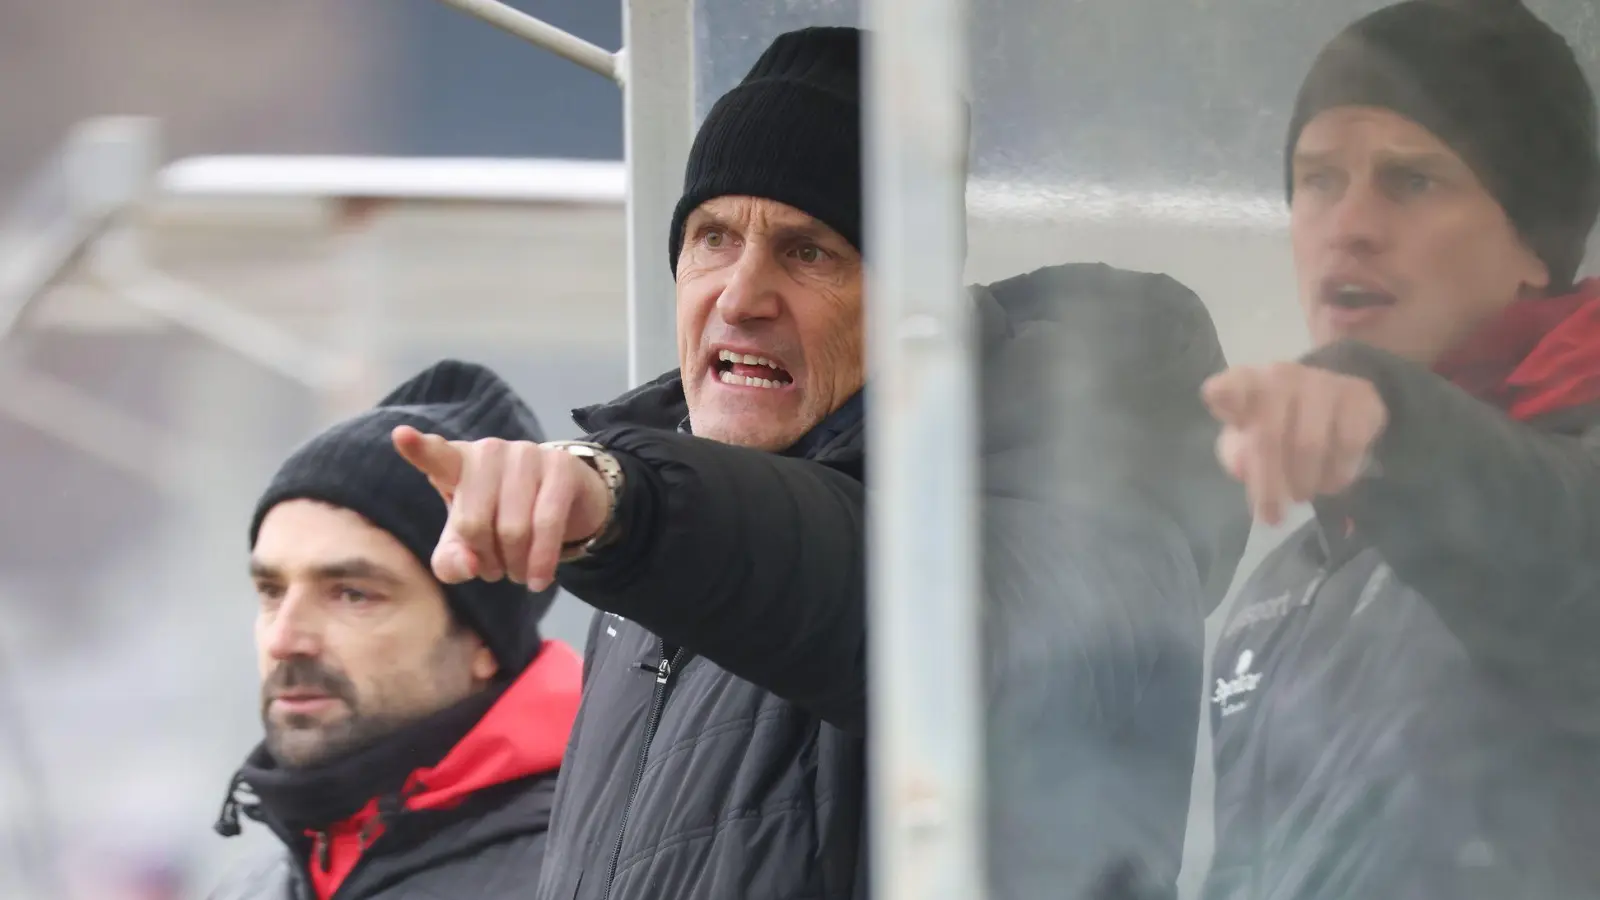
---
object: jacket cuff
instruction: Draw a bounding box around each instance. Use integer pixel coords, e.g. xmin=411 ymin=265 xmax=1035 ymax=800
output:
xmin=557 ymin=433 xmax=662 ymax=591
xmin=1299 ymin=339 xmax=1448 ymax=489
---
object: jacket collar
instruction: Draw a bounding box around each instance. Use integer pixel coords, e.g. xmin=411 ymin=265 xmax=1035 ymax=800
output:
xmin=573 ymin=371 xmax=865 ymax=468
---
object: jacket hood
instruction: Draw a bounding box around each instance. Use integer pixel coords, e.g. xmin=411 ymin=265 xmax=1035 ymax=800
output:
xmin=975 ymin=262 xmax=1248 ymax=611
xmin=1434 ymin=276 xmax=1600 ymax=426
xmin=400 ymin=639 xmax=579 ymax=810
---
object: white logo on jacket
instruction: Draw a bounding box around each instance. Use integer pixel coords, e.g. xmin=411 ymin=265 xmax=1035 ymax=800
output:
xmin=604 ymin=611 xmax=628 ymax=637
xmin=1213 ymin=649 xmax=1262 ymax=717
xmin=1223 ymin=588 xmax=1313 ymax=637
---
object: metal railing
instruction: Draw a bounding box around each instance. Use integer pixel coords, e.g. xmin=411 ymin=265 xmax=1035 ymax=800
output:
xmin=434 ymin=0 xmax=689 ymax=386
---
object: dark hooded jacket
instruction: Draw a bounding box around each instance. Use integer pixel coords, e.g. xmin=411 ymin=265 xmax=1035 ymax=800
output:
xmin=207 ymin=641 xmax=582 ymax=900
xmin=1205 ymin=281 xmax=1600 ymax=900
xmin=534 ymin=262 xmax=1249 ymax=900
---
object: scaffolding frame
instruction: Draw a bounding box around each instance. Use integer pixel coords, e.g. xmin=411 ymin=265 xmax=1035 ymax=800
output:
xmin=440 ymin=0 xmax=689 ymax=384
xmin=0 ymin=117 xmax=227 ymax=496
xmin=0 ymin=148 xmax=635 ymax=496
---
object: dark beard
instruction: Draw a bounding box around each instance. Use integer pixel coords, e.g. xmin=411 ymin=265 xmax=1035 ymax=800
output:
xmin=233 ymin=680 xmax=509 ymax=835
xmin=259 ymin=632 xmax=481 ymax=769
xmin=261 ymin=656 xmax=392 ymax=769
xmin=265 ymin=706 xmax=413 ymax=770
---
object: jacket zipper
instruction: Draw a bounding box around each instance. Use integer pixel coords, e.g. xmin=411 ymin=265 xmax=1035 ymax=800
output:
xmin=1250 ymin=566 xmax=1330 ymax=900
xmin=305 ymin=808 xmax=394 ymax=900
xmin=602 ymin=641 xmax=684 ymax=900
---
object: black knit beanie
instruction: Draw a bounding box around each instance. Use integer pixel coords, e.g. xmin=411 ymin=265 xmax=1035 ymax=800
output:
xmin=668 ymin=26 xmax=864 ymax=273
xmin=249 ymin=360 xmax=557 ymax=674
xmin=1287 ymin=0 xmax=1600 ymax=289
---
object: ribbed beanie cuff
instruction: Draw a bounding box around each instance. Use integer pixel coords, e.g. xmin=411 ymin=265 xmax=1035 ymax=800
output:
xmin=669 ymin=27 xmax=864 ymax=273
xmin=250 ymin=361 xmax=556 ymax=673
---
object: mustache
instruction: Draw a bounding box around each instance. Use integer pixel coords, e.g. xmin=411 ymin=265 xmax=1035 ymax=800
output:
xmin=260 ymin=657 xmax=356 ymax=709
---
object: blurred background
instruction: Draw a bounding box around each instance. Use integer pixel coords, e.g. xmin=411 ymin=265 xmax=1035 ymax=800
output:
xmin=1 ymin=1 xmax=1597 ymax=898
xmin=0 ymin=3 xmax=625 ymax=897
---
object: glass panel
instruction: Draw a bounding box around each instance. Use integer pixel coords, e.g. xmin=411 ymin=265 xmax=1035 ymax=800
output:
xmin=695 ymin=3 xmax=1600 ymax=899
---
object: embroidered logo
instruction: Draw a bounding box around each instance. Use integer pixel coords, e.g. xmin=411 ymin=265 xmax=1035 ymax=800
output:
xmin=1213 ymin=649 xmax=1263 ymax=717
xmin=1223 ymin=587 xmax=1314 ymax=638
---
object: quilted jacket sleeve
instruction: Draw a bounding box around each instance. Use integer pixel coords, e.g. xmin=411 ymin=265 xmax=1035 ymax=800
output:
xmin=557 ymin=427 xmax=868 ymax=734
xmin=1308 ymin=339 xmax=1600 ymax=732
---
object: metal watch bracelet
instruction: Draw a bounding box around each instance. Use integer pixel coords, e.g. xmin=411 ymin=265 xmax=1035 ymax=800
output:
xmin=542 ymin=440 xmax=625 ymax=562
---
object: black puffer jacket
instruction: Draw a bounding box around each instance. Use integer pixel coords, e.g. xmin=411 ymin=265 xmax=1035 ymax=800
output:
xmin=1205 ymin=337 xmax=1600 ymax=900
xmin=207 ymin=779 xmax=557 ymax=900
xmin=536 ymin=262 xmax=1248 ymax=900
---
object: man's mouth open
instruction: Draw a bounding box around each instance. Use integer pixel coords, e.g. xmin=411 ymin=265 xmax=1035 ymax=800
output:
xmin=1320 ymin=279 xmax=1398 ymax=330
xmin=714 ymin=349 xmax=795 ymax=389
xmin=1318 ymin=278 xmax=1395 ymax=310
xmin=1324 ymin=282 xmax=1398 ymax=310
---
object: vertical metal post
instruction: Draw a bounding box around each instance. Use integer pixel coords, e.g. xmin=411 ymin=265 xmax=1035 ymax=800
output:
xmin=326 ymin=197 xmax=395 ymax=424
xmin=621 ymin=0 xmax=695 ymax=386
xmin=0 ymin=116 xmax=159 ymax=341
xmin=865 ymin=2 xmax=985 ymax=900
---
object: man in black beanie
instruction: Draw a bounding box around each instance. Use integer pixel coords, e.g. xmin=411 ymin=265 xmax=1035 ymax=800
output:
xmin=1203 ymin=2 xmax=1600 ymax=898
xmin=204 ymin=360 xmax=582 ymax=900
xmin=394 ymin=30 xmax=881 ymax=900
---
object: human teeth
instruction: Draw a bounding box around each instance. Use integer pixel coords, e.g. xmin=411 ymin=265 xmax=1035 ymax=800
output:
xmin=1336 ymin=284 xmax=1383 ymax=296
xmin=718 ymin=349 xmax=780 ymax=369
xmin=717 ymin=370 xmax=782 ymax=388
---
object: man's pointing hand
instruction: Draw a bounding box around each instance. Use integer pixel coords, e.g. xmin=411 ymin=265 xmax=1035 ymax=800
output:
xmin=392 ymin=426 xmax=612 ymax=591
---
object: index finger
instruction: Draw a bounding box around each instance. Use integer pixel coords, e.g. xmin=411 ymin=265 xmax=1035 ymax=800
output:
xmin=392 ymin=425 xmax=464 ymax=491
xmin=1202 ymin=368 xmax=1263 ymax=426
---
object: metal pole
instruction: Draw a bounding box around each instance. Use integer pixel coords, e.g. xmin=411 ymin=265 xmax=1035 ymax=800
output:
xmin=0 ymin=117 xmax=158 ymax=341
xmin=0 ymin=358 xmax=216 ymax=495
xmin=87 ymin=227 xmax=349 ymax=392
xmin=424 ymin=0 xmax=685 ymax=385
xmin=620 ymin=0 xmax=694 ymax=386
xmin=434 ymin=0 xmax=623 ymax=84
xmin=864 ymin=3 xmax=985 ymax=900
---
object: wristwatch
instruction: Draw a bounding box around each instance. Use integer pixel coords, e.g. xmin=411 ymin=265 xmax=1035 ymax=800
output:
xmin=542 ymin=440 xmax=626 ymax=562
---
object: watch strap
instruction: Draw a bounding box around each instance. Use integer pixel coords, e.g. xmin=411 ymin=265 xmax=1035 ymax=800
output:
xmin=541 ymin=440 xmax=625 ymax=562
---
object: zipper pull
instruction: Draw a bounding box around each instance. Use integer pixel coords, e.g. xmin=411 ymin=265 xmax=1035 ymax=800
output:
xmin=655 ymin=656 xmax=672 ymax=684
xmin=314 ymin=831 xmax=331 ymax=871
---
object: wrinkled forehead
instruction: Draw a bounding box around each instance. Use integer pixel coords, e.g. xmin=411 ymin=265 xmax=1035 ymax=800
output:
xmin=688 ymin=195 xmax=838 ymax=239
